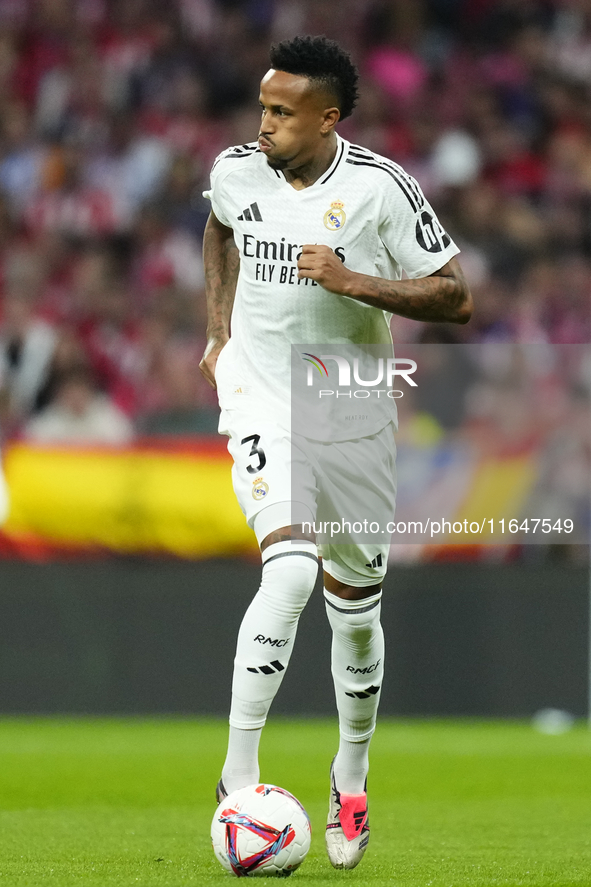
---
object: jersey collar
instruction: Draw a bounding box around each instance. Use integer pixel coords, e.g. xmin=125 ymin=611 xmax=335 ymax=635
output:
xmin=268 ymin=134 xmax=348 ymax=191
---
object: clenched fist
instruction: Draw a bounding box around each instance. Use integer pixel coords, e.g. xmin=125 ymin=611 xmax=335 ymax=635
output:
xmin=297 ymin=245 xmax=357 ymax=295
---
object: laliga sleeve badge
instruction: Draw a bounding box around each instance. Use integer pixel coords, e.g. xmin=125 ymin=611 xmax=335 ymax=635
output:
xmin=324 ymin=200 xmax=346 ymax=230
xmin=252 ymin=477 xmax=269 ymax=500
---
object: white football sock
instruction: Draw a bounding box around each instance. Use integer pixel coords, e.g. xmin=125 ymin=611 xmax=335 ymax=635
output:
xmin=324 ymin=588 xmax=384 ymax=795
xmin=222 ymin=541 xmax=318 ymax=792
xmin=222 ymin=723 xmax=263 ymax=794
xmin=334 ymin=734 xmax=371 ymax=796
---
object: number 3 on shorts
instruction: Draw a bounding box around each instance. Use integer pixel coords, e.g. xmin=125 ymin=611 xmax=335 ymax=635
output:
xmin=240 ymin=434 xmax=267 ymax=475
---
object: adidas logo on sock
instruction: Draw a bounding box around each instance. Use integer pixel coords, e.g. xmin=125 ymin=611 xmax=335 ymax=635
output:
xmin=345 ymin=684 xmax=380 ymax=699
xmin=247 ymin=660 xmax=284 ymax=675
xmin=365 ymin=553 xmax=383 ymax=569
xmin=238 ymin=202 xmax=263 ymax=221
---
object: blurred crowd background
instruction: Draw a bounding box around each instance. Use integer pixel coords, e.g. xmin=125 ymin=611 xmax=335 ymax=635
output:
xmin=0 ymin=0 xmax=589 ymax=449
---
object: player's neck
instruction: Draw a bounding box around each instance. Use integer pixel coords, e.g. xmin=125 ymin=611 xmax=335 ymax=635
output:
xmin=282 ymin=134 xmax=338 ymax=190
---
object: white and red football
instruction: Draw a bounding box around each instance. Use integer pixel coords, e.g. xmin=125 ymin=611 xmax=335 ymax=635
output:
xmin=211 ymin=783 xmax=311 ymax=877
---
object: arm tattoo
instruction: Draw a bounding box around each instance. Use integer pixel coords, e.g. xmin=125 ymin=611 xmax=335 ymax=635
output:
xmin=203 ymin=219 xmax=239 ymax=342
xmin=347 ymin=259 xmax=472 ymax=324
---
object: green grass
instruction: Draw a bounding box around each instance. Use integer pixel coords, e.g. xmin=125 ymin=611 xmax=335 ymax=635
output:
xmin=1 ymin=718 xmax=590 ymax=886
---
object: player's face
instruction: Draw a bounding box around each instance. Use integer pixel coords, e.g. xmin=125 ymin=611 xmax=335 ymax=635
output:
xmin=258 ymin=69 xmax=336 ymax=170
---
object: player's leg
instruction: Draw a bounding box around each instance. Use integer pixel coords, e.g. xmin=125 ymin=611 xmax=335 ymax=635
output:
xmin=221 ymin=507 xmax=318 ymax=795
xmin=314 ymin=425 xmax=395 ymax=868
xmin=321 ymin=555 xmax=387 ymax=869
xmin=323 ymin=571 xmax=384 ymax=796
xmin=216 ymin=418 xmax=319 ymax=796
xmin=316 ymin=426 xmax=395 ymax=798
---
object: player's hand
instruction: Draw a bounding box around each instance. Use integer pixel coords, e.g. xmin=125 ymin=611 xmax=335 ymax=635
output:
xmin=199 ymin=337 xmax=228 ymax=390
xmin=297 ymin=245 xmax=356 ymax=295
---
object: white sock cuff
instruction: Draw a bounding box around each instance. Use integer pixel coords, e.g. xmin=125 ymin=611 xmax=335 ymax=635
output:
xmin=323 ymin=588 xmax=382 ymax=614
xmin=262 ymin=539 xmax=318 ymax=566
xmin=339 ymin=725 xmax=377 ymax=743
xmin=229 ymin=696 xmax=270 ymax=730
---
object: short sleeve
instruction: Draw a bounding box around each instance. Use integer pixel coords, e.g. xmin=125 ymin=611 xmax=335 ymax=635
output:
xmin=202 ymin=155 xmax=233 ymax=228
xmin=378 ymin=169 xmax=460 ymax=279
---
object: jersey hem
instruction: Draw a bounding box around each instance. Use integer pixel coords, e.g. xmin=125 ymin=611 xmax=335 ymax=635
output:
xmin=403 ymin=244 xmax=461 ymax=279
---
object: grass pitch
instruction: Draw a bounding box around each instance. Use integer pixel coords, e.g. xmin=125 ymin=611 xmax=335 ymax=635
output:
xmin=1 ymin=718 xmax=590 ymax=886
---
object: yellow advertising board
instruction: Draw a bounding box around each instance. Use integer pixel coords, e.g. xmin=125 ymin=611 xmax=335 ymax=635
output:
xmin=2 ymin=441 xmax=258 ymax=559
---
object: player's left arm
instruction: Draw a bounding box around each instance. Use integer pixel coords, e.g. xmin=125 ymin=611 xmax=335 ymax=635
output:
xmin=297 ymin=247 xmax=472 ymax=324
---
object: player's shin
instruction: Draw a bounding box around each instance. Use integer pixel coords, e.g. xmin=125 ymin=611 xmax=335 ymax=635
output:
xmin=221 ymin=541 xmax=318 ymax=793
xmin=324 ymin=589 xmax=384 ymax=795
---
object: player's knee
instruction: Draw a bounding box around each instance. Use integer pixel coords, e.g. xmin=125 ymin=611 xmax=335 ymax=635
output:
xmin=328 ymin=612 xmax=383 ymax=644
xmin=324 ymin=576 xmax=383 ymax=601
xmin=260 ymin=524 xmax=315 ymax=551
xmin=263 ymin=553 xmax=318 ymax=594
xmin=324 ymin=588 xmax=383 ymax=637
xmin=257 ymin=540 xmax=319 ymax=618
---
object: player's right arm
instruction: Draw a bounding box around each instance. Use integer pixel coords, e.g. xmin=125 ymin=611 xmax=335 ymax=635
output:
xmin=199 ymin=211 xmax=239 ymax=389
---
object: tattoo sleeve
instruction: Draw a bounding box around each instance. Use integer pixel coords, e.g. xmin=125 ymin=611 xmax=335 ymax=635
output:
xmin=203 ymin=213 xmax=240 ymax=342
xmin=346 ymin=258 xmax=472 ymax=324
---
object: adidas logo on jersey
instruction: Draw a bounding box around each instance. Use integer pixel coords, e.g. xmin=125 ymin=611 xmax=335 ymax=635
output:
xmin=365 ymin=553 xmax=383 ymax=569
xmin=238 ymin=202 xmax=263 ymax=222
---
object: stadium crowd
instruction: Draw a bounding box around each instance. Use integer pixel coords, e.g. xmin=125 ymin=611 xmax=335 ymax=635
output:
xmin=0 ymin=0 xmax=589 ymax=443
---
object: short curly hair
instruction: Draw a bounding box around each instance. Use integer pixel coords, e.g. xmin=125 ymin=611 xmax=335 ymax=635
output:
xmin=269 ymin=35 xmax=359 ymax=120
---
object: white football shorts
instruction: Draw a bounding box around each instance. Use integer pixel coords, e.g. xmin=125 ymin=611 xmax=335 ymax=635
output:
xmin=219 ymin=404 xmax=396 ymax=587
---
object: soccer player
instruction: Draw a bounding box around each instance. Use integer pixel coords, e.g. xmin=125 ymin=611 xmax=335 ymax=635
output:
xmin=200 ymin=35 xmax=472 ymax=869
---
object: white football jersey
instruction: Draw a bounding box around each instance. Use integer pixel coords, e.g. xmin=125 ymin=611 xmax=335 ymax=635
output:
xmin=204 ymin=133 xmax=459 ymax=435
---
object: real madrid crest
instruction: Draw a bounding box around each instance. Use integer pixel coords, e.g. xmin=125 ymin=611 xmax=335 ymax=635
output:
xmin=324 ymin=200 xmax=346 ymax=231
xmin=252 ymin=476 xmax=269 ymax=500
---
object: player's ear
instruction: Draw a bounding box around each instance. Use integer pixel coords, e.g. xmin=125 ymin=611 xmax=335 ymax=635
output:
xmin=321 ymin=107 xmax=340 ymax=134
